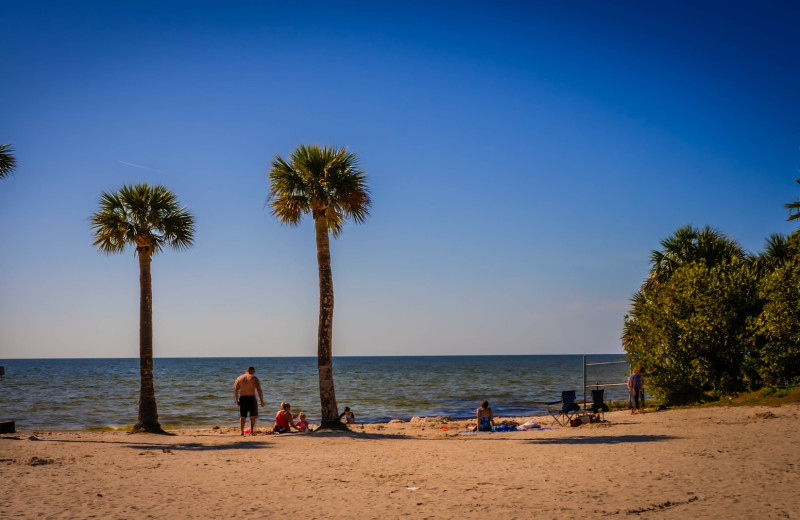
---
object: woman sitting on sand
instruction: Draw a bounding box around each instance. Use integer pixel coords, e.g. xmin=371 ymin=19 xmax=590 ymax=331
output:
xmin=273 ymin=402 xmax=299 ymax=433
xmin=476 ymin=400 xmax=494 ymax=431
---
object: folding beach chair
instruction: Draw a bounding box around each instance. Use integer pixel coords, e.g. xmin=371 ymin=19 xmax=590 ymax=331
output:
xmin=590 ymin=389 xmax=609 ymax=421
xmin=549 ymin=390 xmax=581 ymax=426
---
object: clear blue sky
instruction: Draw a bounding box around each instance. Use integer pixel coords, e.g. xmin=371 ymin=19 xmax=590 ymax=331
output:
xmin=1 ymin=1 xmax=798 ymax=358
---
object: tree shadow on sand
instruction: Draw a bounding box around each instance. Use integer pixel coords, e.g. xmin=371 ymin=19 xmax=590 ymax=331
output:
xmin=306 ymin=431 xmax=414 ymax=440
xmin=524 ymin=434 xmax=678 ymax=445
xmin=123 ymin=441 xmax=272 ymax=451
xmin=12 ymin=436 xmax=272 ymax=451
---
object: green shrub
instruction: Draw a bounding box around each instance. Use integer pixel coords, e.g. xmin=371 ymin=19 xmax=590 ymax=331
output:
xmin=747 ymin=260 xmax=800 ymax=387
xmin=624 ymin=262 xmax=758 ymax=404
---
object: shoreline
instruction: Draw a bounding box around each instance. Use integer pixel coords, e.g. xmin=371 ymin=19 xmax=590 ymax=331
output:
xmin=12 ymin=406 xmax=634 ymax=434
xmin=0 ymin=355 xmax=633 ymax=431
xmin=17 ymin=391 xmax=797 ymax=434
xmin=4 ymin=403 xmax=799 ymax=518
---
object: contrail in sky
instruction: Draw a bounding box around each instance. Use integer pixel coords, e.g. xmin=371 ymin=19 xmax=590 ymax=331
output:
xmin=118 ymin=161 xmax=163 ymax=173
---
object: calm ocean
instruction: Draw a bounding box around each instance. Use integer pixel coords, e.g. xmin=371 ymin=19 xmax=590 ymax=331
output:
xmin=0 ymin=355 xmax=629 ymax=430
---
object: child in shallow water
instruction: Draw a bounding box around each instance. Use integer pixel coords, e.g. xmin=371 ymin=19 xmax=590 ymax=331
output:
xmin=294 ymin=412 xmax=309 ymax=432
xmin=476 ymin=400 xmax=494 ymax=431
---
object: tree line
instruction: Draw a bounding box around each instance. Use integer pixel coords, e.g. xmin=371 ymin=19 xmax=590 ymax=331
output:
xmin=623 ymin=182 xmax=800 ymax=404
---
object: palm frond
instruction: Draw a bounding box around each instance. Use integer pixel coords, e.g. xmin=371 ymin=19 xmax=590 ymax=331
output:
xmin=90 ymin=183 xmax=195 ymax=256
xmin=751 ymin=233 xmax=791 ymax=277
xmin=643 ymin=224 xmax=744 ymax=288
xmin=267 ymin=144 xmax=371 ymax=235
xmin=0 ymin=143 xmax=17 ymax=179
xmin=270 ymin=194 xmax=309 ymax=226
xmin=787 ymin=177 xmax=800 ymax=222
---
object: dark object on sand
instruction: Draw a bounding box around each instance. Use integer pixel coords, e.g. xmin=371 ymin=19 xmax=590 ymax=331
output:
xmin=549 ymin=390 xmax=581 ymax=426
xmin=591 ymin=389 xmax=610 ymax=413
xmin=0 ymin=421 xmax=15 ymax=434
xmin=592 ymin=389 xmax=608 ymax=421
xmin=28 ymin=457 xmax=54 ymax=466
xmin=656 ymin=404 xmax=668 ymax=411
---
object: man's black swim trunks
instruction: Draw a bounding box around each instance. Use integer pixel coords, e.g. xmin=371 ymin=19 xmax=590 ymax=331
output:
xmin=238 ymin=395 xmax=258 ymax=418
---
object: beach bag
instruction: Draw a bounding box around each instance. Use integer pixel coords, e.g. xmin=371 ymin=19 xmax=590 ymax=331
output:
xmin=569 ymin=418 xmax=582 ymax=427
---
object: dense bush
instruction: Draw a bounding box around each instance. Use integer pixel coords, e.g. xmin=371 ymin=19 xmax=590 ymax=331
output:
xmin=624 ymin=262 xmax=758 ymax=403
xmin=747 ymin=259 xmax=800 ymax=388
xmin=624 ymin=227 xmax=800 ymax=405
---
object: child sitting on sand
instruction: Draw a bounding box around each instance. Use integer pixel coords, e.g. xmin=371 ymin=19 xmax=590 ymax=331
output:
xmin=475 ymin=400 xmax=494 ymax=431
xmin=339 ymin=406 xmax=355 ymax=424
xmin=273 ymin=402 xmax=299 ymax=433
xmin=294 ymin=412 xmax=310 ymax=432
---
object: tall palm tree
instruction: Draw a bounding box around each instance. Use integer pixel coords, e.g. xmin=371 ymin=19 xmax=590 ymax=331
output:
xmin=90 ymin=184 xmax=195 ymax=433
xmin=787 ymin=177 xmax=800 ymax=222
xmin=0 ymin=143 xmax=17 ymax=179
xmin=268 ymin=145 xmax=370 ymax=430
xmin=644 ymin=224 xmax=745 ymax=290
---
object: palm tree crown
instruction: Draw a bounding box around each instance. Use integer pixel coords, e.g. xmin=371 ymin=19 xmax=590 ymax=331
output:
xmin=268 ymin=144 xmax=371 ymax=235
xmin=0 ymin=143 xmax=17 ymax=179
xmin=644 ymin=224 xmax=745 ymax=289
xmin=90 ymin=183 xmax=195 ymax=254
xmin=750 ymin=233 xmax=791 ymax=278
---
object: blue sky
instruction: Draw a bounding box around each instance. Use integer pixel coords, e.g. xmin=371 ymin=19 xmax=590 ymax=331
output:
xmin=1 ymin=1 xmax=798 ymax=358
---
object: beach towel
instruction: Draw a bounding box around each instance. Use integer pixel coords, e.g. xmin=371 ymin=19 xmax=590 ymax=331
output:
xmin=459 ymin=427 xmax=555 ymax=433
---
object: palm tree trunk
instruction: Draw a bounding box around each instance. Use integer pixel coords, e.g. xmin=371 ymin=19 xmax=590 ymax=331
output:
xmin=314 ymin=215 xmax=346 ymax=430
xmin=133 ymin=249 xmax=166 ymax=434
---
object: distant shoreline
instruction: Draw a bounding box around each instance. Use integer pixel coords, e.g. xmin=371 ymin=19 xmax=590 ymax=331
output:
xmin=0 ymin=353 xmax=627 ymax=360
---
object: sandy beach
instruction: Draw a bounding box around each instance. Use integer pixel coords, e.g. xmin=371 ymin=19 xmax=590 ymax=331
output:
xmin=2 ymin=403 xmax=799 ymax=519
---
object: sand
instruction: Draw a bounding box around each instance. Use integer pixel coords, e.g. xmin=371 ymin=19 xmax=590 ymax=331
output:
xmin=2 ymin=404 xmax=799 ymax=519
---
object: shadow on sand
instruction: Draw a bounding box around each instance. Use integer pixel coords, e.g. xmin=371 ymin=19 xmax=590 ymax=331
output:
xmin=6 ymin=435 xmax=273 ymax=451
xmin=306 ymin=430 xmax=414 ymax=440
xmin=524 ymin=434 xmax=678 ymax=445
xmin=122 ymin=440 xmax=272 ymax=451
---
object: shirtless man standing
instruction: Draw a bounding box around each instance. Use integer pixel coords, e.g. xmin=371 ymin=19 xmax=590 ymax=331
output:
xmin=233 ymin=366 xmax=264 ymax=435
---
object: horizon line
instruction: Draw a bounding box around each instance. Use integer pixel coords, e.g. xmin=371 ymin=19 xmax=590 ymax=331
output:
xmin=0 ymin=352 xmax=626 ymax=361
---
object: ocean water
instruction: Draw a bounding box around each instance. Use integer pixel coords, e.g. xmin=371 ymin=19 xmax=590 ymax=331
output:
xmin=0 ymin=355 xmax=629 ymax=430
